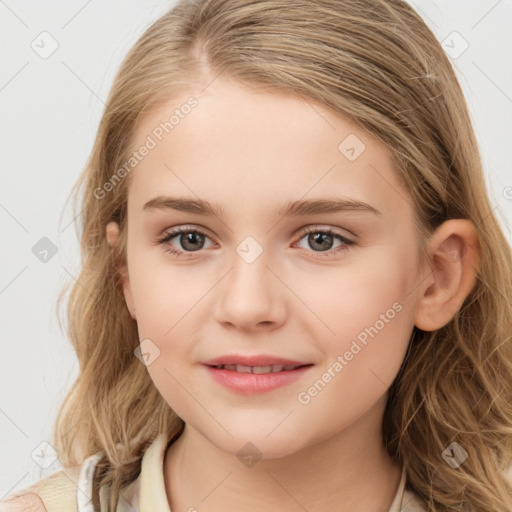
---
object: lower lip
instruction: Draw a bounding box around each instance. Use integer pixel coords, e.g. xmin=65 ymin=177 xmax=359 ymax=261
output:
xmin=203 ymin=364 xmax=314 ymax=394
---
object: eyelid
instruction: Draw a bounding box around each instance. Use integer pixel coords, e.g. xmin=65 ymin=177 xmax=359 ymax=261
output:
xmin=296 ymin=224 xmax=356 ymax=241
xmin=157 ymin=224 xmax=214 ymax=240
xmin=156 ymin=225 xmax=214 ymax=246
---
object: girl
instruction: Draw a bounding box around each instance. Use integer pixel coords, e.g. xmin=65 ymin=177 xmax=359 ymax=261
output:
xmin=3 ymin=0 xmax=512 ymax=511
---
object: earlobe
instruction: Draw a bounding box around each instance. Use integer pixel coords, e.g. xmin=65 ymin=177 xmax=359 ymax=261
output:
xmin=106 ymin=221 xmax=120 ymax=248
xmin=414 ymin=219 xmax=481 ymax=332
xmin=106 ymin=221 xmax=137 ymax=320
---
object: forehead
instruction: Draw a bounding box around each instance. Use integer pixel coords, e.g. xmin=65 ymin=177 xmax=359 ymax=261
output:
xmin=126 ymin=78 xmax=411 ymax=219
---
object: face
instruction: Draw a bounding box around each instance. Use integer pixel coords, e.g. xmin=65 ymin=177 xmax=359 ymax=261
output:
xmin=116 ymin=76 xmax=425 ymax=458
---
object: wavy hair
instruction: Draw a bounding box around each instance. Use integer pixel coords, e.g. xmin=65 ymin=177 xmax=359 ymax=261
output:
xmin=54 ymin=0 xmax=512 ymax=510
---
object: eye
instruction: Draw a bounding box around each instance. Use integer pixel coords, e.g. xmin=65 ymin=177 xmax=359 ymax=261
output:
xmin=156 ymin=225 xmax=356 ymax=259
xmin=156 ymin=226 xmax=213 ymax=258
xmin=295 ymin=227 xmax=356 ymax=258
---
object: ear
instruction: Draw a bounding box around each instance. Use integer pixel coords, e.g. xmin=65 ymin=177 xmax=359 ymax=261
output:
xmin=414 ymin=219 xmax=481 ymax=331
xmin=106 ymin=221 xmax=137 ymax=320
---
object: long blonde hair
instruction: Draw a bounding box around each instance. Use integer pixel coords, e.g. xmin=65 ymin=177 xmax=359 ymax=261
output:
xmin=54 ymin=0 xmax=512 ymax=510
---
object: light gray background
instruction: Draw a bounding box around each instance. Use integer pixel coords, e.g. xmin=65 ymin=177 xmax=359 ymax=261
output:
xmin=1 ymin=0 xmax=511 ymax=500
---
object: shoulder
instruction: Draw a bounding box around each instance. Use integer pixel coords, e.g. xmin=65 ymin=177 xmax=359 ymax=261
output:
xmin=0 ymin=492 xmax=47 ymax=512
xmin=0 ymin=465 xmax=81 ymax=512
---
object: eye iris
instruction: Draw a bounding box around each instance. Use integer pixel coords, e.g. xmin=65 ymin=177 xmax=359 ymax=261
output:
xmin=309 ymin=232 xmax=333 ymax=251
xmin=181 ymin=232 xmax=204 ymax=251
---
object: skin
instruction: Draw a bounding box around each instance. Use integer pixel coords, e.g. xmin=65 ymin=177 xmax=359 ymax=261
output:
xmin=106 ymin=76 xmax=480 ymax=512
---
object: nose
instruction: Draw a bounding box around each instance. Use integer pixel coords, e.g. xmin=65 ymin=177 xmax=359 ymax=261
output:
xmin=213 ymin=249 xmax=287 ymax=332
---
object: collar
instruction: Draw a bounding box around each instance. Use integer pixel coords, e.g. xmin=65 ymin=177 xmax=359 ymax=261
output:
xmin=135 ymin=433 xmax=409 ymax=512
xmin=138 ymin=433 xmax=172 ymax=512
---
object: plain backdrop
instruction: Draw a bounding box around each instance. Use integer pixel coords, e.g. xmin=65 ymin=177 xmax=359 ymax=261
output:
xmin=1 ymin=0 xmax=511 ymax=500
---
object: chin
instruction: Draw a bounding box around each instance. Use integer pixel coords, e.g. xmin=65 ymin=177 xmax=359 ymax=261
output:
xmin=203 ymin=427 xmax=310 ymax=462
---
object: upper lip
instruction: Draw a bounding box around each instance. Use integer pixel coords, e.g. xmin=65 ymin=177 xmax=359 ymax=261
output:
xmin=203 ymin=354 xmax=312 ymax=367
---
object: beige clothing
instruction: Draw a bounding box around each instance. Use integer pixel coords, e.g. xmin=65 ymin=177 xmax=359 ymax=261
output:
xmin=1 ymin=433 xmax=427 ymax=511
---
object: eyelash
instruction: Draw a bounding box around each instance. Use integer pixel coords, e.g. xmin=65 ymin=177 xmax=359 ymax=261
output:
xmin=156 ymin=225 xmax=356 ymax=260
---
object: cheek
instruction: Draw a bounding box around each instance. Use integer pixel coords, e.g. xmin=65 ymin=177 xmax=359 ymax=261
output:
xmin=128 ymin=248 xmax=196 ymax=335
xmin=300 ymin=251 xmax=414 ymax=401
xmin=293 ymin=311 xmax=411 ymax=449
xmin=128 ymin=250 xmax=207 ymax=393
xmin=303 ymin=247 xmax=413 ymax=342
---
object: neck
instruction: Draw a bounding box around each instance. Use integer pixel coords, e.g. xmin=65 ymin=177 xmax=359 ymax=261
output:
xmin=163 ymin=397 xmax=402 ymax=512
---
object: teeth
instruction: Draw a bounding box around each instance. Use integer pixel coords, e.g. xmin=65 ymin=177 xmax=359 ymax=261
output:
xmin=215 ymin=364 xmax=299 ymax=373
xmin=252 ymin=365 xmax=273 ymax=374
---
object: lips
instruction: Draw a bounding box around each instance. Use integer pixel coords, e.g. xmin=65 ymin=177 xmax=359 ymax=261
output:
xmin=204 ymin=363 xmax=313 ymax=394
xmin=202 ymin=354 xmax=314 ymax=393
xmin=203 ymin=354 xmax=311 ymax=368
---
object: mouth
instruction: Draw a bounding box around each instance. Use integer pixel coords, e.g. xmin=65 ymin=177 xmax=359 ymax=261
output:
xmin=206 ymin=363 xmax=313 ymax=374
xmin=203 ymin=362 xmax=315 ymax=394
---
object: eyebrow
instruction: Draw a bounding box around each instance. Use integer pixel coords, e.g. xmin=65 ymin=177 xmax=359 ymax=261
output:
xmin=142 ymin=195 xmax=382 ymax=217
